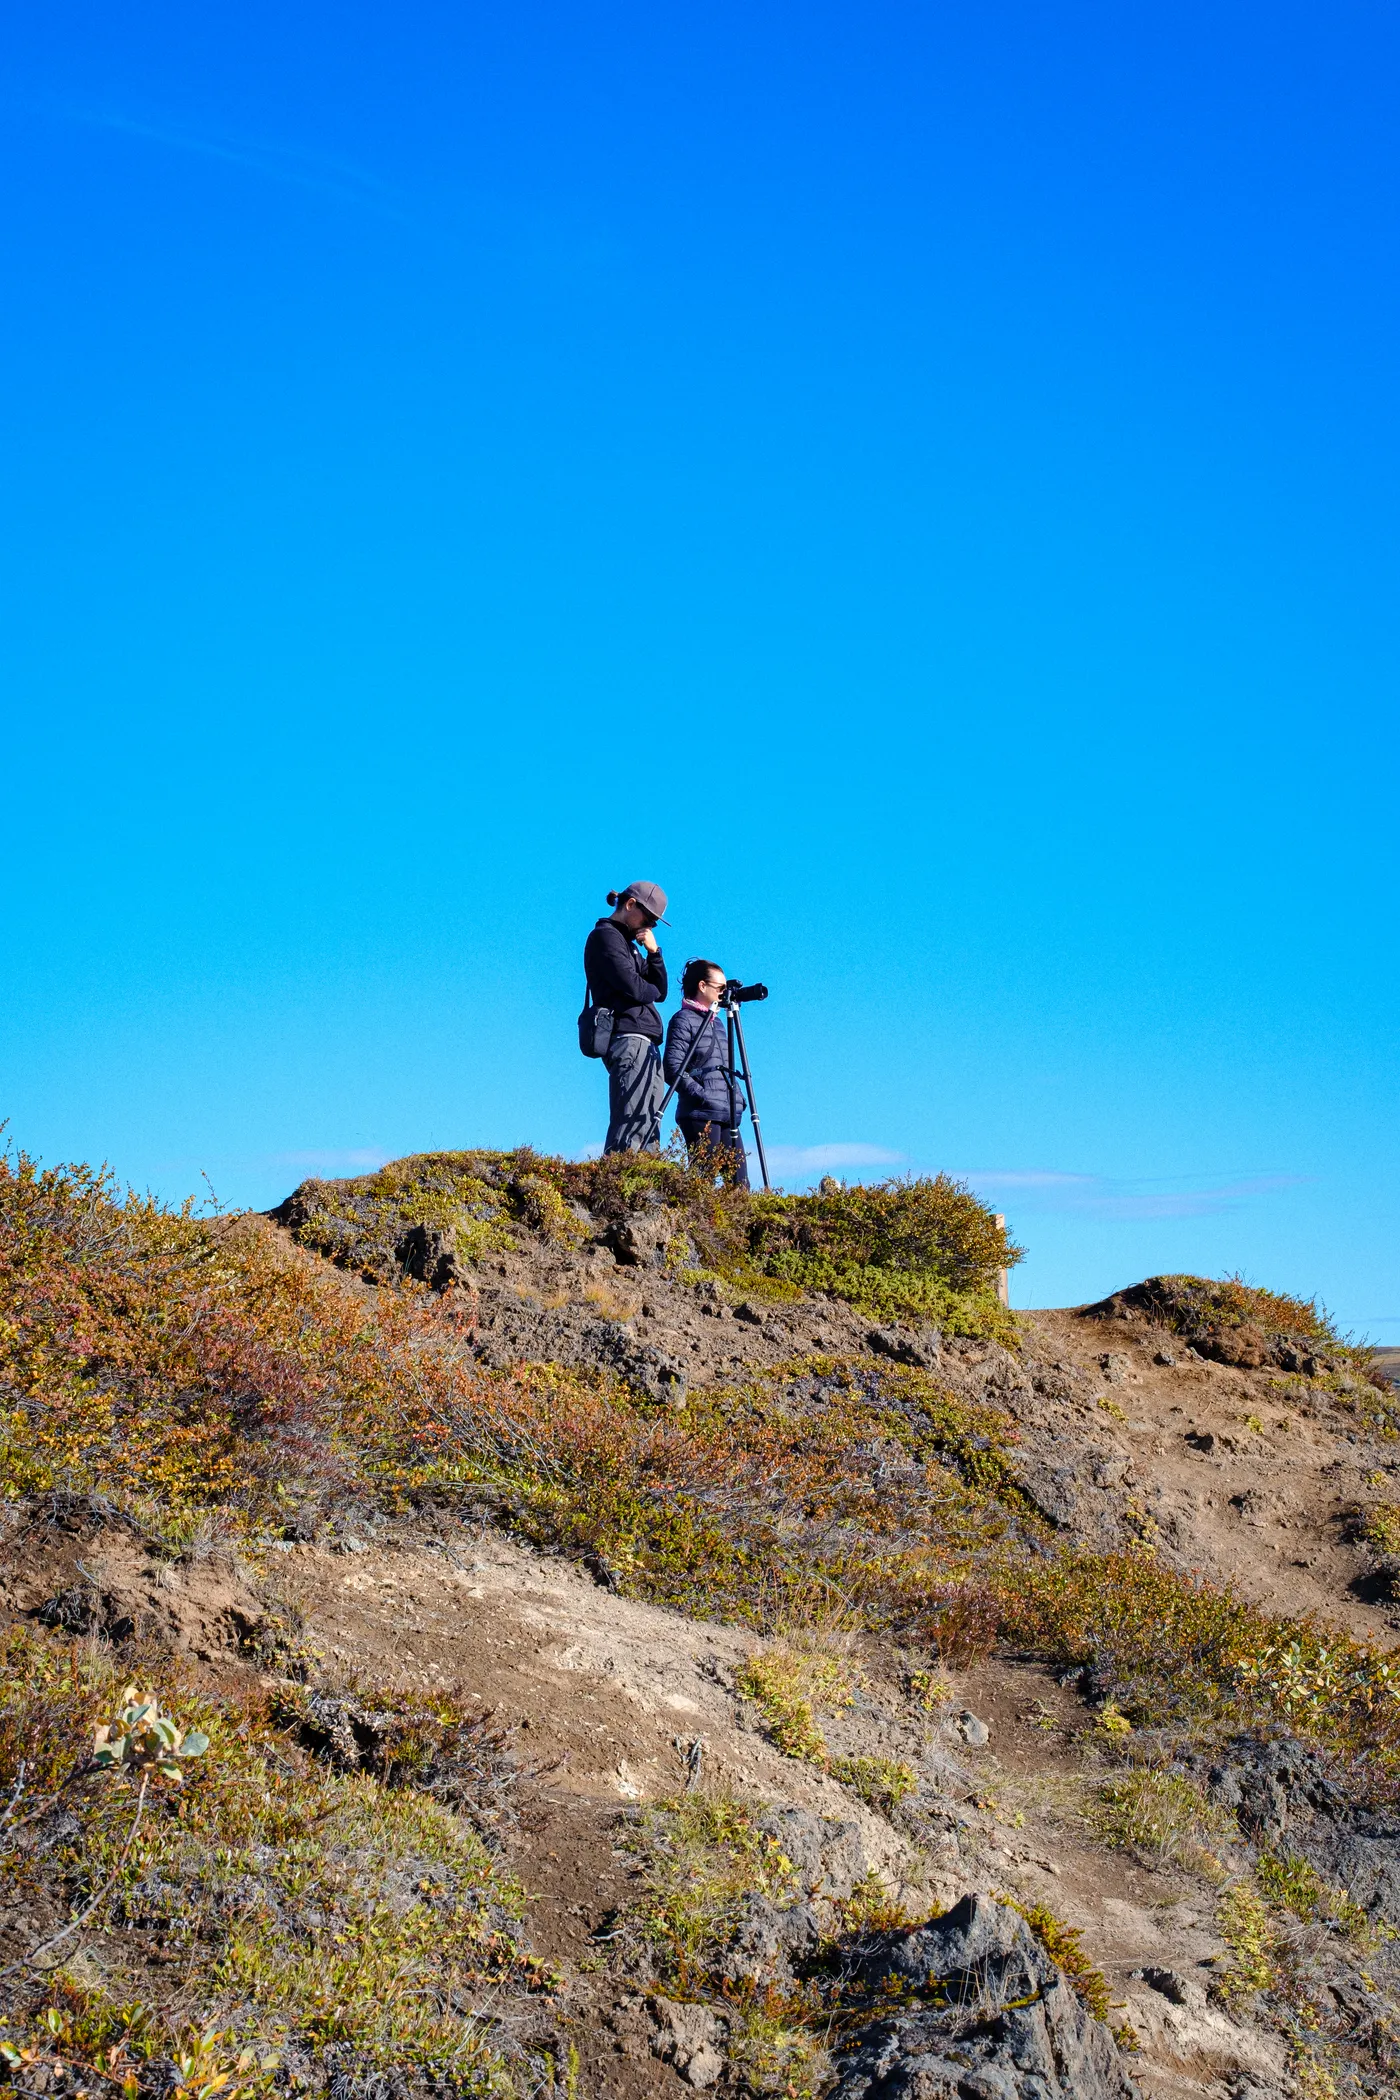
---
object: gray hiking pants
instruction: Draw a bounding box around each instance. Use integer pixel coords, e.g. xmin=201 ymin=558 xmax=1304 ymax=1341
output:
xmin=604 ymin=1033 xmax=663 ymax=1154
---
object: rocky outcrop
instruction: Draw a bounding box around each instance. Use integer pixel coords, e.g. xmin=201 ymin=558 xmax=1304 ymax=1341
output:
xmin=1204 ymin=1734 xmax=1400 ymax=1925
xmin=829 ymin=1894 xmax=1137 ymax=2100
xmin=1080 ymin=1275 xmax=1341 ymax=1377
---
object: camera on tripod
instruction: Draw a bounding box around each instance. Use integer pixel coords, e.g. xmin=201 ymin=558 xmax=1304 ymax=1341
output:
xmin=654 ymin=975 xmax=773 ymax=1187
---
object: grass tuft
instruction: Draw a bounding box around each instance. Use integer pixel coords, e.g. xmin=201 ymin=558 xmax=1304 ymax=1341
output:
xmin=1091 ymin=1768 xmax=1233 ymax=1868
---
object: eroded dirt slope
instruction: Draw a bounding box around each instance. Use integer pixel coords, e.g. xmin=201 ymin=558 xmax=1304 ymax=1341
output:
xmin=7 ymin=1171 xmax=1400 ymax=2100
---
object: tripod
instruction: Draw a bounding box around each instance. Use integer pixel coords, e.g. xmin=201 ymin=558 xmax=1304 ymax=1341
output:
xmin=653 ymin=995 xmax=772 ymax=1191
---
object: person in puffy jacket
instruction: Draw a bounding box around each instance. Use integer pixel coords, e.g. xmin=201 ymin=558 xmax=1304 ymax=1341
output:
xmin=663 ymin=959 xmax=749 ymax=1187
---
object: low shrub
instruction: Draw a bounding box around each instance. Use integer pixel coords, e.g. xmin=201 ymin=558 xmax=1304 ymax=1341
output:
xmin=827 ymin=1755 xmax=918 ymax=1813
xmin=275 ymin=1146 xmax=1022 ymax=1342
xmin=622 ymin=1795 xmax=802 ymax=1984
xmin=992 ymin=1548 xmax=1400 ymax=1791
xmin=738 ymin=1647 xmax=847 ymax=1766
xmin=0 ymin=1627 xmax=538 ymax=2098
xmin=1215 ymin=1880 xmax=1275 ymax=1999
xmin=1361 ymin=1503 xmax=1400 ymax=1555
xmin=1255 ymin=1850 xmax=1376 ymax=1943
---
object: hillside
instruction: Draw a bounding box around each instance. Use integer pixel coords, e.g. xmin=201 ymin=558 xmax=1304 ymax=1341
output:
xmin=2 ymin=1143 xmax=1399 ymax=2100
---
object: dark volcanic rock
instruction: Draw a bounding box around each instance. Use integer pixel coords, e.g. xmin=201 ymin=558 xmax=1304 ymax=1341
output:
xmin=395 ymin=1223 xmax=461 ymax=1291
xmin=867 ymin=1326 xmax=942 ymax=1369
xmin=829 ymin=1894 xmax=1137 ymax=2100
xmin=713 ymin=1808 xmax=874 ymax=1986
xmin=1204 ymin=1735 xmax=1400 ymax=1924
xmin=470 ymin=1296 xmax=687 ymax=1403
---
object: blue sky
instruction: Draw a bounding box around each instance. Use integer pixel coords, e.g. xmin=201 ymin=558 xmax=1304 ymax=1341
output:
xmin=2 ymin=2 xmax=1397 ymax=1331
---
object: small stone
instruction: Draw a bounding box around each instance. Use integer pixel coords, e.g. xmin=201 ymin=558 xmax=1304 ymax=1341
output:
xmin=957 ymin=1710 xmax=990 ymax=1747
xmin=1139 ymin=1965 xmax=1205 ymax=2009
xmin=1154 ymin=1349 xmax=1175 ymax=1366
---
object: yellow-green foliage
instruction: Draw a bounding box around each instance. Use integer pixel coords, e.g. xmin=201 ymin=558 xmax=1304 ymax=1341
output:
xmin=723 ymin=1984 xmax=829 ymax=2100
xmin=834 ymin=1872 xmax=928 ymax=1936
xmin=737 ymin=1650 xmax=914 ymax=1811
xmin=1092 ymin=1769 xmax=1233 ymax=1866
xmin=1001 ymin=1898 xmax=1112 ymax=2022
xmin=1140 ymin=1274 xmax=1347 ymax=1350
xmin=827 ymin=1755 xmax=918 ymax=1813
xmin=621 ymin=1797 xmax=832 ymax=2095
xmin=277 ymin=1149 xmax=524 ymax=1276
xmin=1255 ymin=1850 xmax=1376 ymax=1943
xmin=738 ymin=1644 xmax=855 ymax=1766
xmin=9 ymin=1143 xmax=1400 ymax=1804
xmin=283 ymin=1146 xmax=1022 ymax=1341
xmin=443 ymin=1357 xmax=1043 ymax=1626
xmin=993 ymin=1548 xmax=1400 ymax=1788
xmin=0 ymin=1628 xmax=535 ymax=2096
xmin=1290 ymin=2051 xmax=1342 ymax=2099
xmin=1216 ymin=1880 xmax=1275 ymax=1998
xmin=624 ymin=1795 xmax=801 ymax=1980
xmin=1361 ymin=1502 xmax=1400 ymax=1554
xmin=739 ymin=1175 xmax=1020 ymax=1339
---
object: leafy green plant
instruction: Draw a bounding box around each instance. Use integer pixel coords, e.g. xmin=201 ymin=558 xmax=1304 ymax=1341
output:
xmin=1361 ymin=1502 xmax=1400 ymax=1554
xmin=827 ymin=1756 xmax=918 ymax=1813
xmin=993 ymin=1547 xmax=1400 ymax=1789
xmin=1255 ymin=1849 xmax=1379 ymax=1944
xmin=1215 ymin=1880 xmax=1275 ymax=1999
xmin=0 ymin=1627 xmax=535 ymax=2096
xmin=92 ymin=1686 xmax=210 ymax=1783
xmin=738 ymin=1645 xmax=854 ymax=1767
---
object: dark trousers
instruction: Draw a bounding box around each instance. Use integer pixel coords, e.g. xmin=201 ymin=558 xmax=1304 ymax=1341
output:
xmin=678 ymin=1115 xmax=750 ymax=1188
xmin=604 ymin=1034 xmax=663 ymax=1153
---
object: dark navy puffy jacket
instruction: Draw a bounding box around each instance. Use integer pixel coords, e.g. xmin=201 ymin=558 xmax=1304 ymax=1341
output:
xmin=664 ymin=1003 xmax=741 ymax=1126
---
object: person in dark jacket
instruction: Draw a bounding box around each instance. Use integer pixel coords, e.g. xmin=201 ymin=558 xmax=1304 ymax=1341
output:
xmin=663 ymin=958 xmax=749 ymax=1187
xmin=584 ymin=882 xmax=670 ymax=1154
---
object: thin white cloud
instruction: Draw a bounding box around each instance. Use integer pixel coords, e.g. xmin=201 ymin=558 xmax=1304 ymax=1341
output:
xmin=75 ymin=106 xmax=410 ymax=221
xmin=763 ymin=1143 xmax=906 ymax=1174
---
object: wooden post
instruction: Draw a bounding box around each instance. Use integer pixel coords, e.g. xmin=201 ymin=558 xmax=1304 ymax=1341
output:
xmin=994 ymin=1214 xmax=1010 ymax=1308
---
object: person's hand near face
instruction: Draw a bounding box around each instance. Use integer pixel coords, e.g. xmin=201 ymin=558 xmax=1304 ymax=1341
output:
xmin=616 ymin=897 xmax=659 ymax=953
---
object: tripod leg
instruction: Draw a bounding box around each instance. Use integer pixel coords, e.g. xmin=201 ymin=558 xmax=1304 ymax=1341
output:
xmin=729 ymin=1008 xmax=771 ymax=1191
xmin=650 ymin=1010 xmax=721 ymax=1150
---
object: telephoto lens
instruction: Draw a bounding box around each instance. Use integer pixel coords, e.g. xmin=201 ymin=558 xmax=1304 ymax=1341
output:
xmin=722 ymin=980 xmax=769 ymax=1004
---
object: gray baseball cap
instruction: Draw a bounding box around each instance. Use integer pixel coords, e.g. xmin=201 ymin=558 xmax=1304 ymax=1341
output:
xmin=623 ymin=880 xmax=670 ymax=925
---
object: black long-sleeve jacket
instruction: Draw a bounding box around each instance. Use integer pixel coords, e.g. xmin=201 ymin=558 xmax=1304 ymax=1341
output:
xmin=583 ymin=918 xmax=669 ymax=1044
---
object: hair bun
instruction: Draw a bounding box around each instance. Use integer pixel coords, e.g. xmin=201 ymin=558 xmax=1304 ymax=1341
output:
xmin=605 ymin=890 xmax=620 ymax=906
